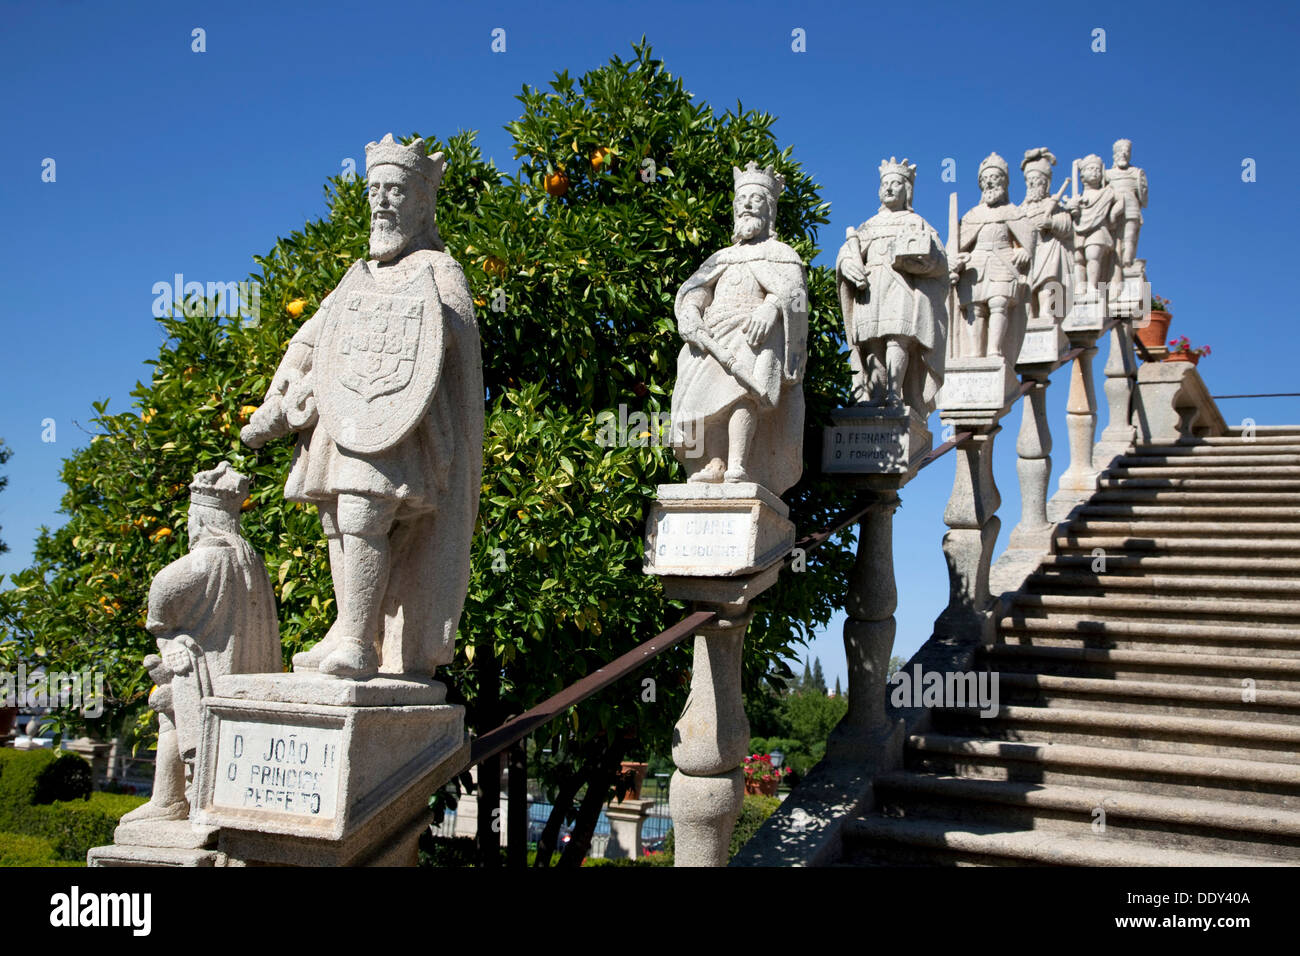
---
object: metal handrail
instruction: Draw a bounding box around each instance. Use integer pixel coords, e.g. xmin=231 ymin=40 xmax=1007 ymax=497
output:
xmin=468 ymin=609 xmax=717 ymax=768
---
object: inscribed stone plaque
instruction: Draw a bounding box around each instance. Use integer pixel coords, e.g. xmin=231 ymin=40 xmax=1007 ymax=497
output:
xmin=652 ymin=510 xmax=751 ymax=568
xmin=822 ymin=423 xmax=908 ymax=474
xmin=211 ymin=719 xmax=343 ymax=821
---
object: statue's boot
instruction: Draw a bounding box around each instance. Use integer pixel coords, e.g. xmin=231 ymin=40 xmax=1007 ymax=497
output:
xmin=293 ymin=622 xmax=343 ymax=672
xmin=118 ymin=797 xmax=190 ymax=825
xmin=724 ymin=403 xmax=757 ymax=483
xmin=318 ymin=523 xmax=386 ymax=680
xmin=689 ymin=458 xmax=725 ymax=483
xmin=319 ymin=638 xmax=379 ymax=679
xmin=296 ymin=513 xmax=347 ymax=672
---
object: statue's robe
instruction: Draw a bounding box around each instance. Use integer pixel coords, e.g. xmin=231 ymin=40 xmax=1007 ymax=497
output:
xmin=670 ymin=238 xmax=808 ymax=496
xmin=1020 ymin=197 xmax=1075 ymax=294
xmin=146 ymin=533 xmax=281 ymax=759
xmin=266 ymin=249 xmax=484 ymax=675
xmin=835 ymin=207 xmax=948 ymax=414
xmin=1073 ymin=185 xmax=1122 ymax=251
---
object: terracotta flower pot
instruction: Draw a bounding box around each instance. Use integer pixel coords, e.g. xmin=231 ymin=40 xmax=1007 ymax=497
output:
xmin=1135 ymin=310 xmax=1171 ymax=352
xmin=618 ymin=760 xmax=649 ymax=800
xmin=745 ymin=776 xmax=780 ymax=796
xmin=1164 ymin=351 xmax=1200 ymax=366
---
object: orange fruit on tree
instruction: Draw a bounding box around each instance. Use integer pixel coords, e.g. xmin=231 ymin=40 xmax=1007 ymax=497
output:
xmin=590 ymin=147 xmax=611 ymax=171
xmin=286 ymin=298 xmax=306 ymax=317
xmin=545 ymin=170 xmax=569 ymax=197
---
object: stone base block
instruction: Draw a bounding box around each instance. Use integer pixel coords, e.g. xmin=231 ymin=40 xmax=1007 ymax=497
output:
xmin=87 ymin=844 xmax=221 ymax=867
xmin=192 ymin=672 xmax=466 ymax=865
xmin=1016 ymin=319 xmax=1068 ymax=369
xmin=644 ymin=483 xmax=794 ymax=577
xmin=938 ymin=357 xmax=1016 ymax=413
xmin=821 ymin=404 xmax=931 ymax=476
xmin=113 ymin=817 xmax=218 ymax=850
xmin=1064 ymin=288 xmax=1109 ymax=332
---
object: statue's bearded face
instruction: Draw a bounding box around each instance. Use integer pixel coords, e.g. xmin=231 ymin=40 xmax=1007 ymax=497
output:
xmin=1081 ymin=161 xmax=1104 ymax=188
xmin=1113 ymin=141 xmax=1131 ymax=166
xmin=368 ymin=165 xmax=428 ymax=262
xmin=979 ymin=169 xmax=1008 ymax=206
xmin=879 ymin=174 xmax=908 ymax=211
xmin=732 ymin=185 xmax=772 ymax=242
xmin=1024 ymin=171 xmax=1049 ymax=201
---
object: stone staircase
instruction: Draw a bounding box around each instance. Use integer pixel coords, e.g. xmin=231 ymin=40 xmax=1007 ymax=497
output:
xmin=842 ymin=428 xmax=1300 ymax=866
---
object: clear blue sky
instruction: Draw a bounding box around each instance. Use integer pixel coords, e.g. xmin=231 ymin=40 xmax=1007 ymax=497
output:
xmin=2 ymin=0 xmax=1298 ymax=691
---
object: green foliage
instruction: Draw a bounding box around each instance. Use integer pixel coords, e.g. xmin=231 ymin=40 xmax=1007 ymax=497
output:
xmin=0 ymin=831 xmax=80 ymax=867
xmin=0 ymin=749 xmax=92 ymax=806
xmin=0 ymin=44 xmax=857 ymax=807
xmin=0 ymin=792 xmax=144 ymax=863
xmin=0 ymin=751 xmax=143 ymax=863
xmin=730 ymin=794 xmax=781 ymax=859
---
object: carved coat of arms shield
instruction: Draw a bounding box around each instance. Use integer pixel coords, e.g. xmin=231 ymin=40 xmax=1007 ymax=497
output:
xmin=317 ymin=260 xmax=446 ymax=453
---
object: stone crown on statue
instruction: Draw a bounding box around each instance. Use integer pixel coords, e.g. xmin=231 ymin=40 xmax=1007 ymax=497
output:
xmin=878 ymin=156 xmax=917 ymax=184
xmin=364 ymin=133 xmax=446 ymax=190
xmin=189 ymin=461 xmax=248 ymax=514
xmin=732 ymin=161 xmax=785 ymax=205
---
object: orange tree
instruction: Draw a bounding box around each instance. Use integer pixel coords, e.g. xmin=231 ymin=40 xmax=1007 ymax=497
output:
xmin=0 ymin=42 xmax=856 ymax=864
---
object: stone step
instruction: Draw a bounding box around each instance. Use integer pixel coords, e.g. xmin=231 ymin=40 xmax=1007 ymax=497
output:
xmin=1135 ymin=441 xmax=1300 ymax=455
xmin=1117 ymin=453 xmax=1300 ymax=467
xmin=999 ymin=615 xmax=1300 ymax=658
xmin=1053 ymin=534 xmax=1300 ymax=555
xmin=981 ymin=643 xmax=1300 ymax=690
xmin=1080 ymin=503 xmax=1300 ymax=520
xmin=842 ymin=815 xmax=1284 ymax=866
xmin=1009 ymin=592 xmax=1300 ymax=623
xmin=870 ymin=772 xmax=1300 ymax=860
xmin=1098 ymin=477 xmax=1300 ymax=492
xmin=934 ymin=704 xmax=1300 ymax=764
xmin=1091 ymin=489 xmax=1300 ymax=506
xmin=905 ymin=733 xmax=1300 ymax=809
xmin=1025 ymin=570 xmax=1300 ymax=596
xmin=1067 ymin=518 xmax=1300 ymax=537
xmin=996 ymin=672 xmax=1300 ymax=725
xmin=1108 ymin=465 xmax=1300 ymax=479
xmin=1038 ymin=553 xmax=1300 ymax=575
xmin=1224 ymin=426 xmax=1300 ymax=437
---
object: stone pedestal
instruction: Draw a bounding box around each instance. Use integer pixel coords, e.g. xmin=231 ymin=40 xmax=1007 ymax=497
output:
xmin=937 ymin=356 xmax=1017 ymax=414
xmin=1132 ymin=361 xmax=1228 ymax=443
xmin=1017 ymin=317 xmax=1068 ymax=367
xmin=1057 ymin=319 xmax=1103 ymax=501
xmin=189 ymin=672 xmax=466 ymax=866
xmin=604 ymin=797 xmax=655 ymax=860
xmin=932 ymin=417 xmax=1002 ymax=646
xmin=821 ymin=405 xmax=931 ymax=475
xmin=1099 ymin=317 xmax=1138 ymax=449
xmin=1008 ymin=376 xmax=1053 ymax=550
xmin=648 ymin=562 xmax=781 ymax=868
xmin=644 ymin=483 xmax=794 ymax=577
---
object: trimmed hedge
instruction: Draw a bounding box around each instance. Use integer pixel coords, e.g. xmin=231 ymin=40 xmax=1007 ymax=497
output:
xmin=0 ymin=749 xmax=147 ymax=864
xmin=0 ymin=748 xmax=92 ymax=806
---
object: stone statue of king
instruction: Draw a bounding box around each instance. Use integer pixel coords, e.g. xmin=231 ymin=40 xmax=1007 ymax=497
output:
xmin=835 ymin=157 xmax=948 ymax=413
xmin=669 ymin=162 xmax=808 ymax=495
xmin=241 ymin=134 xmax=484 ymax=680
